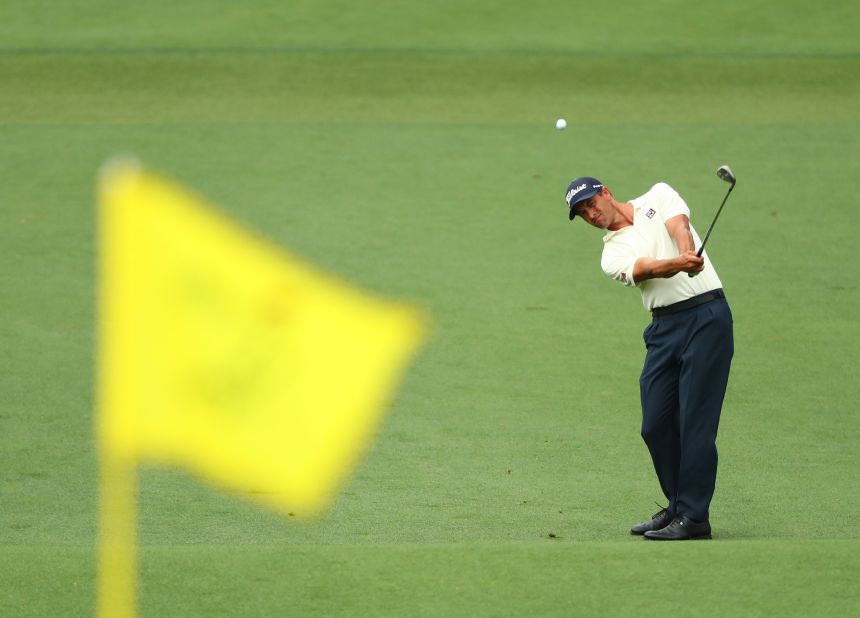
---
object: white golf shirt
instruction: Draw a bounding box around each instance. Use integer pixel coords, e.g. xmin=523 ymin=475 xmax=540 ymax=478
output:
xmin=601 ymin=183 xmax=722 ymax=311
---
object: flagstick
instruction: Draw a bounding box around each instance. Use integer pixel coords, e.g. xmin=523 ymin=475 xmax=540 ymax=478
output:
xmin=97 ymin=159 xmax=142 ymax=617
xmin=97 ymin=450 xmax=138 ymax=618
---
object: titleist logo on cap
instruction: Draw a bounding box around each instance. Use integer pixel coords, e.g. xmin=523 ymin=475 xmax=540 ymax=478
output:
xmin=566 ymin=183 xmax=603 ymax=204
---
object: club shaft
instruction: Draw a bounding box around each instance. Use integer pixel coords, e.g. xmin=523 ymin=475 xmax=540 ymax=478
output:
xmin=696 ymin=184 xmax=734 ymax=257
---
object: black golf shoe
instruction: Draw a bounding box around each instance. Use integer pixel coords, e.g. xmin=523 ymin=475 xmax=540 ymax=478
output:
xmin=630 ymin=507 xmax=674 ymax=535
xmin=643 ymin=516 xmax=711 ymax=540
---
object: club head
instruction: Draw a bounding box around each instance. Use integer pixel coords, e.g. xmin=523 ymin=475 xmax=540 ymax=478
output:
xmin=716 ymin=165 xmax=736 ymax=186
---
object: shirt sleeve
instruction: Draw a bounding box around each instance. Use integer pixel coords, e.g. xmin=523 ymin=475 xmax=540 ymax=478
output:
xmin=653 ymin=183 xmax=690 ymax=221
xmin=601 ymin=242 xmax=638 ymax=287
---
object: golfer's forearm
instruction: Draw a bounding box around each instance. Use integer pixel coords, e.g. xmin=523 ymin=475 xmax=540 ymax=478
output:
xmin=666 ymin=215 xmax=696 ymax=254
xmin=633 ymin=257 xmax=683 ymax=282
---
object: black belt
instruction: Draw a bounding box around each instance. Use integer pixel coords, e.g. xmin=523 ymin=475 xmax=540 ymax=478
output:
xmin=652 ymin=289 xmax=725 ymax=317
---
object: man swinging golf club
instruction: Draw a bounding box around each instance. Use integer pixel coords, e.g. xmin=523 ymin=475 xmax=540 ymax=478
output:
xmin=565 ymin=170 xmax=735 ymax=540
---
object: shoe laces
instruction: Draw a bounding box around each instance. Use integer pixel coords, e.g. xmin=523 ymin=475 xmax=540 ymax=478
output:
xmin=651 ymin=502 xmax=669 ymax=519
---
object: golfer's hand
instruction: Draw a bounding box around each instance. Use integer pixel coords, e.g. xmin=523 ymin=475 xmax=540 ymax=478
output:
xmin=677 ymin=251 xmax=705 ymax=275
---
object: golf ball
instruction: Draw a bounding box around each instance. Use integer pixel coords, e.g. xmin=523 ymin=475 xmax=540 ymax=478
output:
xmin=555 ymin=118 xmax=567 ymax=130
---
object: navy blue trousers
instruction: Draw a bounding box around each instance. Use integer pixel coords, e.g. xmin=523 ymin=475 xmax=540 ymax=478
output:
xmin=639 ymin=297 xmax=733 ymax=522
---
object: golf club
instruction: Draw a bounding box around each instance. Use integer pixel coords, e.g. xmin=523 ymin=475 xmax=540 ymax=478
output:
xmin=688 ymin=165 xmax=736 ymax=277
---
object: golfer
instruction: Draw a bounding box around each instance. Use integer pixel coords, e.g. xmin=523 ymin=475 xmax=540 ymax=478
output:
xmin=565 ymin=177 xmax=733 ymax=540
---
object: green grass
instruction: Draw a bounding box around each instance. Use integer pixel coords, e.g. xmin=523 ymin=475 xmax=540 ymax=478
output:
xmin=3 ymin=541 xmax=859 ymax=616
xmin=1 ymin=1 xmax=859 ymax=616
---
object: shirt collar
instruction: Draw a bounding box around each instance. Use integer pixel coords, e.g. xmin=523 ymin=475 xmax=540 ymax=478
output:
xmin=602 ymin=202 xmax=641 ymax=242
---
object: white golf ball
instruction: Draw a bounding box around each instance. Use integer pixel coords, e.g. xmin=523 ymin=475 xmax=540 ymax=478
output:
xmin=555 ymin=118 xmax=567 ymax=130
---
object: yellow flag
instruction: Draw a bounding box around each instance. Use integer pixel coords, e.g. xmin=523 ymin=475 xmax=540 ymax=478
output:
xmin=97 ymin=161 xmax=425 ymax=516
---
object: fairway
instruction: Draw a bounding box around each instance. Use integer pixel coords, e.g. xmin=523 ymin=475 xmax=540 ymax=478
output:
xmin=1 ymin=2 xmax=858 ymax=616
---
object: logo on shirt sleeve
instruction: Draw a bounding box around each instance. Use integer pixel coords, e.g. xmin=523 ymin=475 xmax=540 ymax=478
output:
xmin=645 ymin=208 xmax=656 ymax=219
